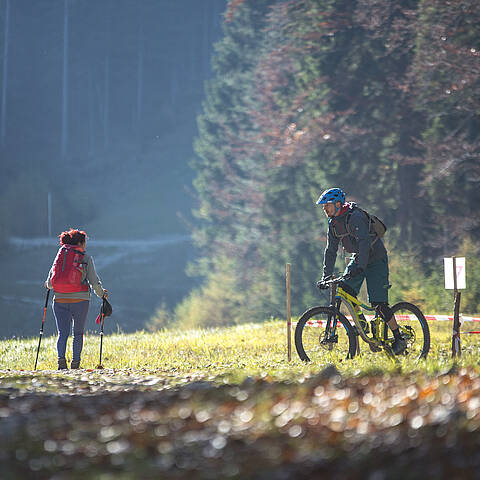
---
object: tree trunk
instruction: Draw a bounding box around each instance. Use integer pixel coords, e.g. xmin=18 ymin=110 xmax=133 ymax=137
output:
xmin=103 ymin=55 xmax=110 ymax=149
xmin=136 ymin=24 xmax=144 ymax=143
xmin=103 ymin=4 xmax=110 ymax=150
xmin=170 ymin=63 xmax=177 ymax=107
xmin=61 ymin=0 xmax=69 ymax=159
xmin=1 ymin=0 xmax=11 ymax=147
xmin=202 ymin=3 xmax=209 ymax=79
xmin=88 ymin=68 xmax=95 ymax=157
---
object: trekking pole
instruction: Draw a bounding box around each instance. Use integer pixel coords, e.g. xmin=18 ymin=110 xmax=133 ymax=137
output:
xmin=96 ymin=297 xmax=106 ymax=369
xmin=34 ymin=289 xmax=51 ymax=371
xmin=286 ymin=263 xmax=291 ymax=362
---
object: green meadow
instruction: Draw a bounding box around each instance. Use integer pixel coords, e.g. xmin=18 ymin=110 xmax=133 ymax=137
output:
xmin=2 ymin=320 xmax=480 ymax=479
xmin=2 ymin=320 xmax=479 ymax=376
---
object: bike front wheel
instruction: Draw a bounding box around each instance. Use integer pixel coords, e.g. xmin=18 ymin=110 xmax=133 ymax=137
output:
xmin=295 ymin=306 xmax=358 ymax=362
xmin=383 ymin=302 xmax=430 ymax=359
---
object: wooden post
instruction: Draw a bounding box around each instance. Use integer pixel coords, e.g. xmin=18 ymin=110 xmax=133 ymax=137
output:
xmin=286 ymin=263 xmax=291 ymax=361
xmin=452 ymin=256 xmax=462 ymax=358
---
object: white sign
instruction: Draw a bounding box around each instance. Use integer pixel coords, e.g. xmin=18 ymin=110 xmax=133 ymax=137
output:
xmin=444 ymin=257 xmax=466 ymax=289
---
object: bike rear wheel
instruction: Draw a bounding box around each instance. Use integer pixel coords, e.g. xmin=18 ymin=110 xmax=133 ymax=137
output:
xmin=295 ymin=306 xmax=358 ymax=362
xmin=383 ymin=302 xmax=430 ymax=359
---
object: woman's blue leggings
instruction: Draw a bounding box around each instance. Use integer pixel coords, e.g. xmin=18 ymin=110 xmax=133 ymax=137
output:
xmin=53 ymin=301 xmax=89 ymax=361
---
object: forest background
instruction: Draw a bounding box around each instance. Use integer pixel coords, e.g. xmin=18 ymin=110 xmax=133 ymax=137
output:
xmin=0 ymin=0 xmax=479 ymax=336
xmin=0 ymin=0 xmax=225 ymax=337
xmin=169 ymin=0 xmax=480 ymax=329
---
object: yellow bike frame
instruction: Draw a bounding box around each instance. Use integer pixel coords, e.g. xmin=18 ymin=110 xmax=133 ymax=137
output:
xmin=335 ymin=285 xmax=392 ymax=355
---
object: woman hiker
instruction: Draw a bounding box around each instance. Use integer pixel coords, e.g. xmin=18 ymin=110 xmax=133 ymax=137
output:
xmin=45 ymin=228 xmax=108 ymax=370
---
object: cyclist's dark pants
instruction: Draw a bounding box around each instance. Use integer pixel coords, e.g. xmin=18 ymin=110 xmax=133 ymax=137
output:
xmin=343 ymin=255 xmax=390 ymax=304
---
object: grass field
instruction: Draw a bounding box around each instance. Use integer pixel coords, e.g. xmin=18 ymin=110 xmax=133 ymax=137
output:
xmin=1 ymin=319 xmax=478 ymax=376
xmin=1 ymin=320 xmax=480 ymax=479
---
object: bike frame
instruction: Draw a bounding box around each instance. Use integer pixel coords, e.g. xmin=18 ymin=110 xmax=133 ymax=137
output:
xmin=325 ymin=282 xmax=392 ymax=355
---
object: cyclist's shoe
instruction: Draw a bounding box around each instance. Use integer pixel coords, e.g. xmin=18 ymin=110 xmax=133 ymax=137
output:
xmin=392 ymin=337 xmax=407 ymax=355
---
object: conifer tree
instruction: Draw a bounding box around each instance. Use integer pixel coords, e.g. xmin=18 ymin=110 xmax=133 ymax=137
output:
xmin=190 ymin=0 xmax=275 ymax=322
xmin=187 ymin=0 xmax=480 ymax=325
xmin=410 ymin=0 xmax=480 ymax=252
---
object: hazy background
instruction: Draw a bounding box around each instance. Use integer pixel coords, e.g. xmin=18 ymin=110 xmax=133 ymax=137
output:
xmin=0 ymin=0 xmax=227 ymax=337
xmin=2 ymin=0 xmax=479 ymax=338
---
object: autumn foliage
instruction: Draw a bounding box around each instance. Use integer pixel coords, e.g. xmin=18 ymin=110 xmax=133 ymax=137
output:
xmin=187 ymin=0 xmax=480 ymax=326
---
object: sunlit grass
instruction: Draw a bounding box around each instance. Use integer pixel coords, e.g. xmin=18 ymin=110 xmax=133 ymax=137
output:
xmin=3 ymin=320 xmax=480 ymax=478
xmin=1 ymin=319 xmax=480 ymax=382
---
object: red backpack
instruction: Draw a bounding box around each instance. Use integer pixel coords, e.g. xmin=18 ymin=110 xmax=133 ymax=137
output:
xmin=51 ymin=245 xmax=89 ymax=293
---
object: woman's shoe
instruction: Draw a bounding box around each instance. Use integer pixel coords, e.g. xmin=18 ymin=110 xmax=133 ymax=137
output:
xmin=58 ymin=358 xmax=68 ymax=370
xmin=70 ymin=360 xmax=81 ymax=369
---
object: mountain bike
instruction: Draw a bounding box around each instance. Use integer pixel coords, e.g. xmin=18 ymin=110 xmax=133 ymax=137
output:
xmin=294 ymin=277 xmax=430 ymax=362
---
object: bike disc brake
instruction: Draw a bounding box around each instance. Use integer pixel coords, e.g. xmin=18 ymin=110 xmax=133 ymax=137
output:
xmin=400 ymin=325 xmax=416 ymax=347
xmin=320 ymin=334 xmax=338 ymax=351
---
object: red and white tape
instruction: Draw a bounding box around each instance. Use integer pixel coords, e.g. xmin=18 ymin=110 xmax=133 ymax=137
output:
xmin=301 ymin=314 xmax=480 ymax=328
xmin=425 ymin=314 xmax=480 ymax=323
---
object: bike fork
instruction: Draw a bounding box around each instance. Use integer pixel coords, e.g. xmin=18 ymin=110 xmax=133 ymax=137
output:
xmin=322 ymin=285 xmax=339 ymax=340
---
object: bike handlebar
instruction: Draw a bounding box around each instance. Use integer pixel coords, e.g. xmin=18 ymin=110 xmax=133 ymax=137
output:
xmin=327 ymin=276 xmax=348 ymax=285
xmin=317 ymin=275 xmax=350 ymax=289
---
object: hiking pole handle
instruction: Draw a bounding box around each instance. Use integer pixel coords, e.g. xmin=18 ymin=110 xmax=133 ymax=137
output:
xmin=34 ymin=289 xmax=51 ymax=371
xmin=43 ymin=288 xmax=51 ymax=309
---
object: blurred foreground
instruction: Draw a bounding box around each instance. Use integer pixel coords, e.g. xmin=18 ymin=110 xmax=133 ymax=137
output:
xmin=2 ymin=322 xmax=480 ymax=478
xmin=1 ymin=366 xmax=479 ymax=479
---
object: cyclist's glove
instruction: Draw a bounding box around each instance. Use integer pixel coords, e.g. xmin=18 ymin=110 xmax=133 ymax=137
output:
xmin=316 ymin=276 xmax=332 ymax=290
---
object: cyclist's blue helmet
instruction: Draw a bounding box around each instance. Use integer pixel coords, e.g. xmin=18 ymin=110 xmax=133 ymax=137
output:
xmin=316 ymin=188 xmax=345 ymax=205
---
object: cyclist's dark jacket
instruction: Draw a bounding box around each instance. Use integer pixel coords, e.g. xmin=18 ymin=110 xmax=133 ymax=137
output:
xmin=323 ymin=202 xmax=387 ymax=278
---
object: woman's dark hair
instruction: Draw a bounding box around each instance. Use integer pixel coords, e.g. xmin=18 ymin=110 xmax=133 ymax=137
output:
xmin=59 ymin=228 xmax=87 ymax=246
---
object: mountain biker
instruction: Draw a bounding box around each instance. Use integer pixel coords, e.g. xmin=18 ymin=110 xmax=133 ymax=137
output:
xmin=316 ymin=188 xmax=406 ymax=355
xmin=45 ymin=228 xmax=108 ymax=370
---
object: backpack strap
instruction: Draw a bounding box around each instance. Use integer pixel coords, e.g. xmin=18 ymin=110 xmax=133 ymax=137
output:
xmin=61 ymin=245 xmax=88 ymax=267
xmin=342 ymin=207 xmax=379 ymax=244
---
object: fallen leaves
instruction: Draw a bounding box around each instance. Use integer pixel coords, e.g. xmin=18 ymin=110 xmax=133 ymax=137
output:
xmin=1 ymin=367 xmax=480 ymax=477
